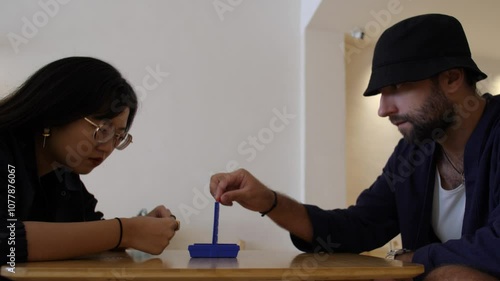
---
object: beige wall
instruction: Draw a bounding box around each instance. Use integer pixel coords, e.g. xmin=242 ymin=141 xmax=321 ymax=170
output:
xmin=344 ymin=35 xmax=402 ymax=256
xmin=345 ymin=35 xmax=401 ymax=207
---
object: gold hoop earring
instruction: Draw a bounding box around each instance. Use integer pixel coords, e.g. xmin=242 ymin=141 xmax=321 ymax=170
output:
xmin=42 ymin=128 xmax=50 ymax=148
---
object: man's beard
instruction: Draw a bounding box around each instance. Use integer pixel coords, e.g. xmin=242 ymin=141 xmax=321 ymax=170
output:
xmin=389 ymin=84 xmax=456 ymax=144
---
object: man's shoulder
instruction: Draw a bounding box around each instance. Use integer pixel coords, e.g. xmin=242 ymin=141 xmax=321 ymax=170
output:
xmin=483 ymin=93 xmax=500 ymax=112
xmin=481 ymin=94 xmax=500 ymax=132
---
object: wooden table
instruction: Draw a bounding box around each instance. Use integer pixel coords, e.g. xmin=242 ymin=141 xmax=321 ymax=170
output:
xmin=1 ymin=250 xmax=424 ymax=280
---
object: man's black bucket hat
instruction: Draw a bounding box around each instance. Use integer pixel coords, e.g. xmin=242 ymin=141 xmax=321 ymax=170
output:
xmin=363 ymin=13 xmax=487 ymax=96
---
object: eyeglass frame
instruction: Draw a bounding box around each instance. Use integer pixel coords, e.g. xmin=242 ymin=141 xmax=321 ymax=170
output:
xmin=83 ymin=117 xmax=133 ymax=150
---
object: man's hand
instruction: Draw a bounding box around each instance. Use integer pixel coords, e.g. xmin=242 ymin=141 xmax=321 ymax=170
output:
xmin=210 ymin=169 xmax=275 ymax=214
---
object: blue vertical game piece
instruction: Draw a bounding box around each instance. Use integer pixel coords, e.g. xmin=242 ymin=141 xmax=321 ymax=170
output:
xmin=212 ymin=202 xmax=219 ymax=244
xmin=188 ymin=201 xmax=240 ymax=258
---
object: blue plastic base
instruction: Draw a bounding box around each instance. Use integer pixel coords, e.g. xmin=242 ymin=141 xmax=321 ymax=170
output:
xmin=188 ymin=243 xmax=240 ymax=258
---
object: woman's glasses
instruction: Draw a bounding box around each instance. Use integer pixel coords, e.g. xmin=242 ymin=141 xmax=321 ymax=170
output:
xmin=84 ymin=117 xmax=133 ymax=150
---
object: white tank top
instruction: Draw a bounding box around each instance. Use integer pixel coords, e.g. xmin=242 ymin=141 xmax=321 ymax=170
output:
xmin=431 ymin=169 xmax=466 ymax=242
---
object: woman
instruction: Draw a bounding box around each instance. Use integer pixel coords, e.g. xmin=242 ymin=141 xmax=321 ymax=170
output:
xmin=0 ymin=57 xmax=178 ymax=263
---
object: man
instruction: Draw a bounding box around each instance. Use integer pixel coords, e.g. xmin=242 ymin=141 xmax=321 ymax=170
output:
xmin=210 ymin=14 xmax=499 ymax=281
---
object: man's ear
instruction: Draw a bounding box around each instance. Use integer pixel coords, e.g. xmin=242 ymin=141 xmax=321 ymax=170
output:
xmin=439 ymin=68 xmax=465 ymax=93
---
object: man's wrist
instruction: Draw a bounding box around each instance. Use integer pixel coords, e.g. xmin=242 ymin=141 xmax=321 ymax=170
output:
xmin=260 ymin=190 xmax=278 ymax=217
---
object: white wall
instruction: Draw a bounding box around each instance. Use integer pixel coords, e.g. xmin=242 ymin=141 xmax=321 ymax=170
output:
xmin=1 ymin=0 xmax=302 ymax=251
xmin=304 ymin=28 xmax=346 ymax=209
xmin=300 ymin=0 xmax=321 ymax=32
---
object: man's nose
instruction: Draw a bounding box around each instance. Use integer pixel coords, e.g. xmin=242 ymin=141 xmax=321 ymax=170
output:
xmin=378 ymin=93 xmax=397 ymax=117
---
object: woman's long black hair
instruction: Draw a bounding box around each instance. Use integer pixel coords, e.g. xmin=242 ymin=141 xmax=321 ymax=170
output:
xmin=0 ymin=56 xmax=138 ymax=135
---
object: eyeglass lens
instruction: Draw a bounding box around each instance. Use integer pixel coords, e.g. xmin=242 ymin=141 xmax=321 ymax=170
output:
xmin=93 ymin=122 xmax=132 ymax=150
